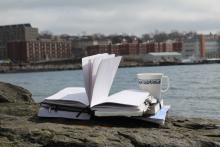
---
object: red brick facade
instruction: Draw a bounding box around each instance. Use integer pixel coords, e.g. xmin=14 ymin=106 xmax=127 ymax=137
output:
xmin=199 ymin=35 xmax=205 ymax=58
xmin=8 ymin=40 xmax=183 ymax=63
xmin=87 ymin=43 xmax=129 ymax=56
xmin=86 ymin=41 xmax=182 ymax=56
xmin=128 ymin=43 xmax=139 ymax=55
xmin=8 ymin=40 xmax=72 ymax=63
xmin=172 ymin=42 xmax=182 ymax=52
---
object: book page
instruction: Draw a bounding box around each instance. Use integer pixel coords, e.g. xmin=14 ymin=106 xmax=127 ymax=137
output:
xmin=82 ymin=54 xmax=108 ymax=102
xmin=90 ymin=56 xmax=122 ymax=107
xmin=93 ymin=89 xmax=150 ymax=107
xmin=82 ymin=56 xmax=91 ymax=101
xmin=45 ymin=87 xmax=89 ymax=106
xmin=91 ymin=54 xmax=115 ymax=95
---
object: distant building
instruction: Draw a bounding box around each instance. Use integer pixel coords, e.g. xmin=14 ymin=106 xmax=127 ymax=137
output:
xmin=118 ymin=43 xmax=129 ymax=55
xmin=72 ymin=38 xmax=111 ymax=57
xmin=87 ymin=44 xmax=111 ymax=55
xmin=86 ymin=40 xmax=182 ymax=57
xmin=182 ymin=37 xmax=201 ymax=59
xmin=86 ymin=43 xmax=129 ymax=56
xmin=143 ymin=52 xmax=182 ymax=63
xmin=172 ymin=41 xmax=182 ymax=52
xmin=158 ymin=40 xmax=173 ymax=52
xmin=7 ymin=40 xmax=72 ymax=63
xmin=128 ymin=38 xmax=139 ymax=55
xmin=139 ymin=40 xmax=182 ymax=55
xmin=147 ymin=42 xmax=159 ymax=53
xmin=205 ymin=36 xmax=220 ymax=59
xmin=110 ymin=44 xmax=120 ymax=55
xmin=182 ymin=34 xmax=220 ymax=60
xmin=0 ymin=23 xmax=38 ymax=59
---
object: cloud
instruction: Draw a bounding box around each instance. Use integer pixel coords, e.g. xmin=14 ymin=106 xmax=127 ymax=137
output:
xmin=0 ymin=0 xmax=219 ymax=35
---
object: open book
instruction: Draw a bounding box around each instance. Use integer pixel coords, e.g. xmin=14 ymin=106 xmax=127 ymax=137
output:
xmin=38 ymin=54 xmax=152 ymax=120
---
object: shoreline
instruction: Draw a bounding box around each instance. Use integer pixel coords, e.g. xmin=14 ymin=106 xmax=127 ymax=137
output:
xmin=0 ymin=60 xmax=219 ymax=74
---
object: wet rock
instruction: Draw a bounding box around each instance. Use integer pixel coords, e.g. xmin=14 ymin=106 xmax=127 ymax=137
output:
xmin=0 ymin=82 xmax=34 ymax=103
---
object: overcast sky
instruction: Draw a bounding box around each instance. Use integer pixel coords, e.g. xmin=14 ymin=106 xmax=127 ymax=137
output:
xmin=0 ymin=0 xmax=220 ymax=36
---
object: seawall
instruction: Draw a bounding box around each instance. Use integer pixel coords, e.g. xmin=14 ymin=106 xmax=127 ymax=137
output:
xmin=0 ymin=59 xmax=219 ymax=73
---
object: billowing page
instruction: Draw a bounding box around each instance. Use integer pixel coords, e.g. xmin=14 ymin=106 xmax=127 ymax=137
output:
xmin=91 ymin=54 xmax=115 ymax=96
xmin=90 ymin=56 xmax=122 ymax=107
xmin=82 ymin=54 xmax=108 ymax=102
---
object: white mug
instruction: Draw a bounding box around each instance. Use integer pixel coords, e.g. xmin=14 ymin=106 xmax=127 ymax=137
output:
xmin=137 ymin=73 xmax=169 ymax=99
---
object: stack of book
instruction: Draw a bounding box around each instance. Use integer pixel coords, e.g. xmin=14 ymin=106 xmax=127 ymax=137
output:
xmin=38 ymin=53 xmax=170 ymax=125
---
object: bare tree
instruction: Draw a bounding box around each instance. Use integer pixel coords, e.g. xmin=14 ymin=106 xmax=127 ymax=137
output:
xmin=39 ymin=30 xmax=53 ymax=39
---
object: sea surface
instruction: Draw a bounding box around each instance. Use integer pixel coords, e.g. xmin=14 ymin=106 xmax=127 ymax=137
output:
xmin=0 ymin=64 xmax=220 ymax=119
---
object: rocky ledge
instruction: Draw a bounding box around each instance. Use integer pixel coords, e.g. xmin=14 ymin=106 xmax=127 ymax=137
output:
xmin=0 ymin=82 xmax=220 ymax=147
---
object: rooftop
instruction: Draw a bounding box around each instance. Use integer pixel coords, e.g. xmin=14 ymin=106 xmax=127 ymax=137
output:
xmin=149 ymin=52 xmax=181 ymax=56
xmin=0 ymin=23 xmax=32 ymax=29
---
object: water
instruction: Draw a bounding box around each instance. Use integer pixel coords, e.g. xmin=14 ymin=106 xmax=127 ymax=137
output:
xmin=0 ymin=64 xmax=220 ymax=119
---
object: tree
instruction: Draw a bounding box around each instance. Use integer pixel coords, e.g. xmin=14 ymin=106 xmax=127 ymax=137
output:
xmin=142 ymin=33 xmax=151 ymax=41
xmin=153 ymin=32 xmax=168 ymax=42
xmin=39 ymin=30 xmax=53 ymax=39
xmin=168 ymin=31 xmax=183 ymax=40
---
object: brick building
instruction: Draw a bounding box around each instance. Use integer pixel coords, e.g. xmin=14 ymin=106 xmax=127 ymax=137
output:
xmin=158 ymin=41 xmax=173 ymax=52
xmin=200 ymin=35 xmax=206 ymax=58
xmin=172 ymin=41 xmax=182 ymax=52
xmin=72 ymin=38 xmax=111 ymax=57
xmin=86 ymin=43 xmax=129 ymax=56
xmin=86 ymin=40 xmax=182 ymax=56
xmin=139 ymin=42 xmax=147 ymax=54
xmin=110 ymin=44 xmax=120 ymax=55
xmin=118 ymin=43 xmax=129 ymax=55
xmin=128 ymin=38 xmax=139 ymax=55
xmin=128 ymin=43 xmax=139 ymax=55
xmin=7 ymin=40 xmax=72 ymax=63
xmin=86 ymin=44 xmax=111 ymax=55
xmin=0 ymin=23 xmax=38 ymax=59
xmin=98 ymin=44 xmax=111 ymax=54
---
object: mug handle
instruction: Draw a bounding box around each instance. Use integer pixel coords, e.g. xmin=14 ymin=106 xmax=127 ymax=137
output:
xmin=161 ymin=76 xmax=169 ymax=93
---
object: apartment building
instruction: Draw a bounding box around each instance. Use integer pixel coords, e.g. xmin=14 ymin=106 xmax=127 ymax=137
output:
xmin=86 ymin=40 xmax=182 ymax=56
xmin=182 ymin=34 xmax=220 ymax=59
xmin=72 ymin=37 xmax=111 ymax=57
xmin=0 ymin=23 xmax=38 ymax=59
xmin=205 ymin=36 xmax=220 ymax=59
xmin=7 ymin=40 xmax=72 ymax=63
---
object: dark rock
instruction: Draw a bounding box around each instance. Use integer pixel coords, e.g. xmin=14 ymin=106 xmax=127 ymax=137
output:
xmin=0 ymin=82 xmax=34 ymax=103
xmin=0 ymin=103 xmax=219 ymax=147
xmin=0 ymin=103 xmax=38 ymax=116
xmin=0 ymin=83 xmax=220 ymax=147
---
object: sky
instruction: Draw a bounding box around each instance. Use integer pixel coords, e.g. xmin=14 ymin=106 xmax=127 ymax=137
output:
xmin=0 ymin=0 xmax=220 ymax=36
